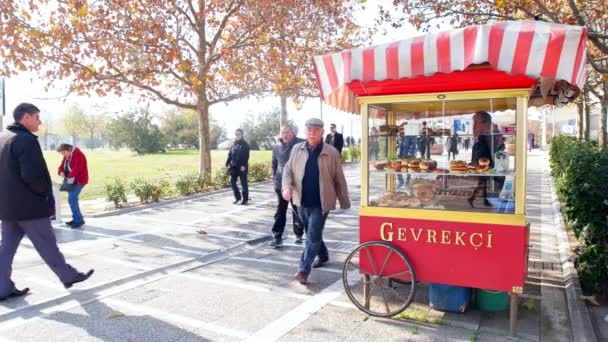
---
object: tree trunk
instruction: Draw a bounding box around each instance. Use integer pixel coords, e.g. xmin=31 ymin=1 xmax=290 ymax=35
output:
xmin=600 ymin=85 xmax=607 ymax=148
xmin=90 ymin=131 xmax=94 ymax=149
xmin=583 ymin=89 xmax=591 ymax=141
xmin=576 ymin=100 xmax=584 ymax=140
xmin=280 ymin=94 xmax=288 ymax=127
xmin=197 ymin=96 xmax=212 ymax=177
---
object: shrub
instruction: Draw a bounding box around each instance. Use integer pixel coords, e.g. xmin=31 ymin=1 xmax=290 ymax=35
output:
xmin=196 ymin=174 xmax=212 ymax=192
xmin=575 ymin=245 xmax=608 ymax=295
xmin=130 ymin=178 xmax=170 ymax=203
xmin=150 ymin=180 xmax=170 ymax=202
xmin=212 ymin=169 xmax=230 ymax=189
xmin=549 ymin=136 xmax=608 ymax=296
xmin=175 ymin=174 xmax=198 ymax=196
xmin=348 ymin=144 xmax=361 ymax=161
xmin=248 ymin=162 xmax=272 ymax=182
xmin=341 ymin=149 xmax=350 ymax=162
xmin=105 ymin=178 xmax=128 ymax=208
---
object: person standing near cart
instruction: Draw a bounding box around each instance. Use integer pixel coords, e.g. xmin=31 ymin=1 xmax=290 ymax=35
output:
xmin=270 ymin=125 xmax=305 ymax=248
xmin=418 ymin=121 xmax=433 ymax=159
xmin=0 ymin=103 xmax=94 ymax=301
xmin=325 ymin=123 xmax=344 ymax=155
xmin=397 ymin=122 xmax=416 ymax=187
xmin=57 ymin=143 xmax=89 ymax=228
xmin=447 ymin=132 xmax=459 ymax=161
xmin=467 ymin=111 xmax=494 ymax=208
xmin=226 ymin=128 xmax=250 ymax=205
xmin=282 ymin=118 xmax=350 ymax=285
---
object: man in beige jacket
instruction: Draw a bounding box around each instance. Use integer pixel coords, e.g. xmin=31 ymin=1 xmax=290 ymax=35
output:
xmin=282 ymin=118 xmax=350 ymax=284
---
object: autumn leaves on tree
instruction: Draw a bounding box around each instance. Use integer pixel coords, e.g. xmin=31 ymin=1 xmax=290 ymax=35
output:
xmin=0 ymin=0 xmax=369 ymax=175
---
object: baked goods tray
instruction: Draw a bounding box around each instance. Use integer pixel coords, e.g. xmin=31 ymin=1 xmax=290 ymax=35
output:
xmin=369 ymin=169 xmax=514 ymax=177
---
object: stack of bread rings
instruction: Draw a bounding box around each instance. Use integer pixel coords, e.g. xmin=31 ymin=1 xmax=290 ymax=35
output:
xmin=449 ymin=160 xmax=467 ymax=174
xmin=410 ymin=179 xmax=440 ymax=205
xmin=467 ymin=163 xmax=476 ymax=174
xmin=419 ymin=159 xmax=437 ymax=172
xmin=476 ymin=157 xmax=490 ymax=173
xmin=373 ymin=192 xmax=422 ymax=208
xmin=407 ymin=159 xmax=421 ymax=173
xmin=384 ymin=160 xmax=402 ymax=172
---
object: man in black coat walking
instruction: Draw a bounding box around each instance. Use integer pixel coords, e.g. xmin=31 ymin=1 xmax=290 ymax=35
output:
xmin=0 ymin=103 xmax=94 ymax=301
xmin=270 ymin=126 xmax=304 ymax=248
xmin=325 ymin=123 xmax=344 ymax=154
xmin=226 ymin=128 xmax=251 ymax=205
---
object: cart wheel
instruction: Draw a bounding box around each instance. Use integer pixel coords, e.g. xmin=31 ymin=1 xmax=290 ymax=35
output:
xmin=343 ymin=241 xmax=416 ymax=317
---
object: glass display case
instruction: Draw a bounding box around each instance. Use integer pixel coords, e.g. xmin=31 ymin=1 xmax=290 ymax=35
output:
xmin=364 ymin=92 xmax=526 ymax=215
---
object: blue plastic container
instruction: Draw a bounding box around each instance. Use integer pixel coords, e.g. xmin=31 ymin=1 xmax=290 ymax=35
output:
xmin=429 ymin=283 xmax=472 ymax=313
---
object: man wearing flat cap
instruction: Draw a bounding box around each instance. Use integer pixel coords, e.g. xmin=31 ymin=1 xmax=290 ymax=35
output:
xmin=282 ymin=118 xmax=350 ymax=284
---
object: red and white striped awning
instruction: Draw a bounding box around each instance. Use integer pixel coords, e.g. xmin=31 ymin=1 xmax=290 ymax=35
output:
xmin=313 ymin=20 xmax=587 ymax=114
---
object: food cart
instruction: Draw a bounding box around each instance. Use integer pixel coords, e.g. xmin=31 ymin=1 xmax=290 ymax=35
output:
xmin=312 ymin=20 xmax=587 ymax=337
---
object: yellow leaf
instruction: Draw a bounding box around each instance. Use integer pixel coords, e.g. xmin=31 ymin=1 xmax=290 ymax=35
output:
xmin=107 ymin=311 xmax=125 ymax=319
xmin=77 ymin=5 xmax=88 ymax=17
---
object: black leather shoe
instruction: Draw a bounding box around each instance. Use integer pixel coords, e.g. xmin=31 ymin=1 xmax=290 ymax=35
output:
xmin=64 ymin=220 xmax=74 ymax=226
xmin=312 ymin=258 xmax=329 ymax=268
xmin=64 ymin=269 xmax=94 ymax=289
xmin=233 ymin=199 xmax=241 ymax=204
xmin=240 ymin=198 xmax=248 ymax=205
xmin=295 ymin=271 xmax=308 ymax=285
xmin=0 ymin=287 xmax=30 ymax=301
xmin=269 ymin=238 xmax=283 ymax=248
xmin=294 ymin=236 xmax=303 ymax=244
xmin=70 ymin=221 xmax=85 ymax=228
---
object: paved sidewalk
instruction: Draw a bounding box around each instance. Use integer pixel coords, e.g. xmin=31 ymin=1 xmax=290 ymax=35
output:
xmin=0 ymin=155 xmax=590 ymax=341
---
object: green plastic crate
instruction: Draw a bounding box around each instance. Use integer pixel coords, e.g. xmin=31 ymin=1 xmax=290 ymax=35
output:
xmin=475 ymin=289 xmax=509 ymax=312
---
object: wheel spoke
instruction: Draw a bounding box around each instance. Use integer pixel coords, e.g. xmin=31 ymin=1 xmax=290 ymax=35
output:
xmin=364 ymin=246 xmax=379 ymax=276
xmin=348 ymin=279 xmax=371 ymax=290
xmin=378 ymin=284 xmax=391 ymax=314
xmin=365 ymin=280 xmax=374 ymax=306
xmin=385 ymin=270 xmax=411 ymax=278
xmin=379 ymin=249 xmax=393 ymax=275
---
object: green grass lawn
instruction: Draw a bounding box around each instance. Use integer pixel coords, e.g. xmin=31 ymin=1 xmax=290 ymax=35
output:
xmin=44 ymin=149 xmax=272 ymax=200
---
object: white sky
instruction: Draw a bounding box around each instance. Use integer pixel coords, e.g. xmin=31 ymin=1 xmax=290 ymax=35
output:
xmin=1 ymin=0 xmax=420 ymax=139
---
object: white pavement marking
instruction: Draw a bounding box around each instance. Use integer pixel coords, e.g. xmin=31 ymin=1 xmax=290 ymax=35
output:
xmin=243 ymin=279 xmax=345 ymax=342
xmin=204 ymin=233 xmax=249 ymax=241
xmin=230 ymin=257 xmax=342 ymax=274
xmin=0 ymin=241 xmax=253 ymax=332
xmin=281 ymin=242 xmax=355 ymax=255
xmin=94 ymin=256 xmax=156 ymax=271
xmin=174 ymin=273 xmax=310 ymax=300
xmin=52 ymin=225 xmax=144 ymax=243
xmin=101 ymin=298 xmax=250 ymax=339
xmin=161 ymin=246 xmax=210 ymax=256
xmin=189 ymin=201 xmax=270 ymax=225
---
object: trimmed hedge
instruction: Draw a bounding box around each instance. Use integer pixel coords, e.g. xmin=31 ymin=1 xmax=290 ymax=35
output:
xmin=105 ymin=162 xmax=272 ymax=207
xmin=549 ymin=136 xmax=608 ymax=296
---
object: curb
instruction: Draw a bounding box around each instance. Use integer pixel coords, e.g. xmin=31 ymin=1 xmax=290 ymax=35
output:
xmin=93 ymin=179 xmax=274 ymax=218
xmin=548 ymin=174 xmax=598 ymax=342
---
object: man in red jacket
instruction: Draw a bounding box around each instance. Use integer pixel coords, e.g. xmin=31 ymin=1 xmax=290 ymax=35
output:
xmin=57 ymin=144 xmax=89 ymax=228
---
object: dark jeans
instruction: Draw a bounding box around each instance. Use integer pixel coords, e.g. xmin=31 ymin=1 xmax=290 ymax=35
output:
xmin=397 ymin=174 xmax=411 ymax=187
xmin=230 ymin=170 xmax=248 ymax=201
xmin=299 ymin=207 xmax=329 ymax=274
xmin=419 ymin=142 xmax=431 ymax=159
xmin=68 ymin=184 xmax=85 ymax=223
xmin=0 ymin=218 xmax=80 ymax=297
xmin=272 ymin=189 xmax=304 ymax=239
